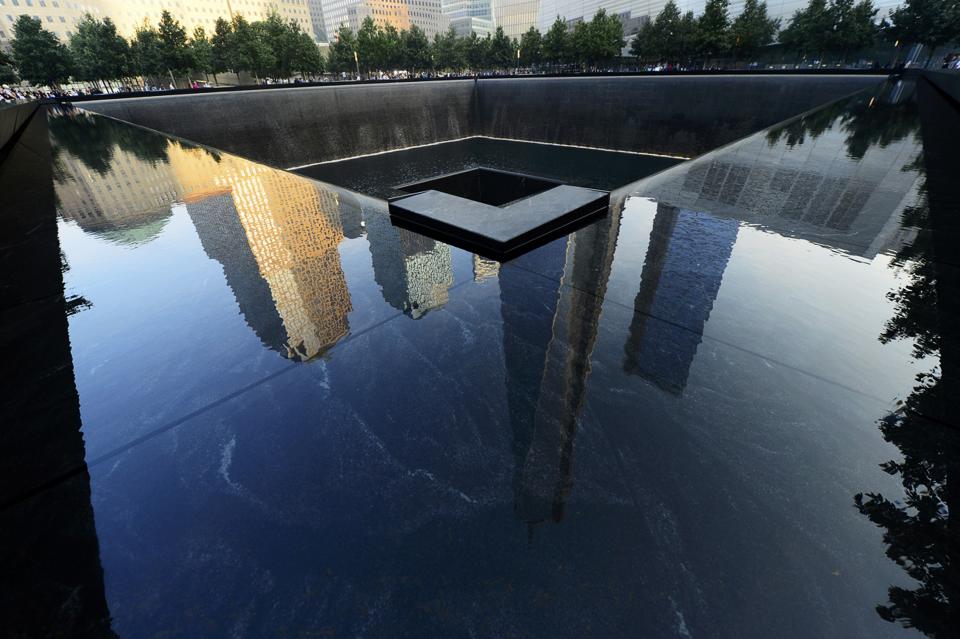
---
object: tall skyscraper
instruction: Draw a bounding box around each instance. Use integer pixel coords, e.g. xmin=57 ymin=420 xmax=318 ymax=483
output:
xmin=443 ymin=0 xmax=494 ymax=37
xmin=492 ymin=0 xmax=538 ymax=39
xmin=322 ymin=0 xmax=447 ymax=39
xmin=0 ymin=0 xmax=317 ymax=46
xmin=308 ymin=0 xmax=330 ymax=40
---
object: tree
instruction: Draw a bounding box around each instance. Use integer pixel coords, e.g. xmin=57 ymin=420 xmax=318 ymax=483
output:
xmin=629 ymin=21 xmax=654 ymax=61
xmin=828 ymin=0 xmax=879 ymax=61
xmin=647 ymin=1 xmax=685 ymax=62
xmin=70 ymin=15 xmax=129 ymax=87
xmin=130 ymin=21 xmax=163 ymax=85
xmin=10 ymin=15 xmax=72 ymax=88
xmin=678 ymin=10 xmax=699 ymax=63
xmin=519 ymin=26 xmax=543 ymax=67
xmin=328 ymin=26 xmax=357 ymax=74
xmin=401 ymin=24 xmax=431 ymax=71
xmin=190 ymin=26 xmax=214 ymax=82
xmin=779 ymin=0 xmax=834 ymax=61
xmin=210 ymin=18 xmax=232 ymax=82
xmin=157 ymin=10 xmax=191 ymax=84
xmin=542 ymin=16 xmax=570 ymax=65
xmin=229 ymin=15 xmax=276 ymax=81
xmin=356 ymin=16 xmax=383 ymax=73
xmin=596 ymin=9 xmax=626 ymax=63
xmin=256 ymin=11 xmax=315 ymax=78
xmin=729 ymin=0 xmax=780 ymax=60
xmin=696 ymin=0 xmax=731 ymax=60
xmin=292 ymin=31 xmax=324 ymax=77
xmin=433 ymin=25 xmax=464 ymax=71
xmin=382 ymin=25 xmax=403 ymax=70
xmin=489 ymin=26 xmax=514 ymax=68
xmin=0 ymin=49 xmax=18 ymax=84
xmin=888 ymin=0 xmax=960 ymax=65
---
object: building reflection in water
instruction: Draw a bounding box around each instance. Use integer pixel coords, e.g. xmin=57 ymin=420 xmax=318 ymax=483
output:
xmin=168 ymin=145 xmax=352 ymax=361
xmin=503 ymin=210 xmax=620 ymax=535
xmin=637 ymin=79 xmax=922 ymax=259
xmin=365 ymin=209 xmax=454 ymax=319
xmin=624 ymin=203 xmax=737 ymax=394
xmin=51 ymin=109 xmax=355 ymax=362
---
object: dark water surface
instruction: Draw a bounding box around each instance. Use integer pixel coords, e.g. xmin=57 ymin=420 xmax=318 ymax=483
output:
xmin=294 ymin=137 xmax=683 ymax=199
xmin=2 ymin=78 xmax=958 ymax=638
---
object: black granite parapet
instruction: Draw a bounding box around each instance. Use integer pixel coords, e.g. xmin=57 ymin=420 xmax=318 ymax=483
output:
xmin=79 ymin=74 xmax=885 ymax=171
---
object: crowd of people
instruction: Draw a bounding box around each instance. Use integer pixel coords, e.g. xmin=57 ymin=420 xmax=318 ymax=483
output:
xmin=1 ymin=84 xmax=109 ymax=103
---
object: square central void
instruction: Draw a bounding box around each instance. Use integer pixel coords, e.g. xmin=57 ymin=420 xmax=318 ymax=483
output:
xmin=294 ymin=139 xmax=683 ymax=259
xmin=396 ymin=168 xmax=561 ymax=207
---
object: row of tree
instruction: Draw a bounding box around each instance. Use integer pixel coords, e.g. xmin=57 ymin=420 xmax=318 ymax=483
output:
xmin=327 ymin=10 xmax=625 ymax=74
xmin=6 ymin=10 xmax=323 ymax=89
xmin=3 ymin=0 xmax=957 ymax=88
xmin=631 ymin=0 xmax=959 ymax=65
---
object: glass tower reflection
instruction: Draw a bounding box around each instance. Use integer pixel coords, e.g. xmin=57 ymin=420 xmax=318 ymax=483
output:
xmin=503 ymin=210 xmax=620 ymax=533
xmin=624 ymin=203 xmax=738 ymax=394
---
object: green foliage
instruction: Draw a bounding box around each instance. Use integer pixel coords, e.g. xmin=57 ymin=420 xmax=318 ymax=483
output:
xmin=401 ymin=25 xmax=431 ymax=71
xmin=328 ymin=26 xmax=357 ymax=74
xmin=229 ymin=15 xmax=275 ymax=79
xmin=382 ymin=25 xmax=403 ymax=69
xmin=10 ymin=15 xmax=72 ymax=87
xmin=488 ymin=26 xmax=515 ymax=68
xmin=357 ymin=17 xmax=384 ymax=72
xmin=190 ymin=26 xmax=214 ymax=75
xmin=571 ymin=10 xmax=625 ymax=66
xmin=831 ymin=0 xmax=879 ymax=56
xmin=292 ymin=31 xmax=324 ymax=76
xmin=696 ymin=0 xmax=731 ymax=57
xmin=730 ymin=0 xmax=780 ymax=58
xmin=888 ymin=0 xmax=960 ymax=54
xmin=210 ymin=18 xmax=232 ymax=76
xmin=519 ymin=26 xmax=543 ymax=66
xmin=542 ymin=16 xmax=569 ymax=64
xmin=0 ymin=49 xmax=18 ymax=83
xmin=782 ymin=0 xmax=881 ymax=59
xmin=70 ymin=15 xmax=130 ymax=84
xmin=780 ymin=0 xmax=835 ymax=55
xmin=158 ymin=10 xmax=192 ymax=77
xmin=130 ymin=21 xmax=163 ymax=80
xmin=434 ymin=26 xmax=465 ymax=70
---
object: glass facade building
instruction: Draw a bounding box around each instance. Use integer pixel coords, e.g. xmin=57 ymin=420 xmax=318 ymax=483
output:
xmin=0 ymin=0 xmax=315 ymax=45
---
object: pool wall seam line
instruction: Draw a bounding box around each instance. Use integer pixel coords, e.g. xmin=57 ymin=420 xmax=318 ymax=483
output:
xmin=285 ymin=136 xmax=691 ymax=171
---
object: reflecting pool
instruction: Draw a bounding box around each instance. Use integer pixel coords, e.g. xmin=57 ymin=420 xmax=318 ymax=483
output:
xmin=1 ymin=77 xmax=958 ymax=638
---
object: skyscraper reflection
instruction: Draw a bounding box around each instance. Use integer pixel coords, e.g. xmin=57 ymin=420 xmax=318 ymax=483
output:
xmin=623 ymin=203 xmax=738 ymax=394
xmin=503 ymin=209 xmax=620 ymax=533
xmin=365 ymin=209 xmax=455 ymax=319
xmin=168 ymin=144 xmax=353 ymax=361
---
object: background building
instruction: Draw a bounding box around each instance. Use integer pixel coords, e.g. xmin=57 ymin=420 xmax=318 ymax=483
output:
xmin=308 ymin=0 xmax=329 ymax=40
xmin=1 ymin=0 xmax=317 ymax=47
xmin=444 ymin=0 xmax=493 ymax=37
xmin=492 ymin=0 xmax=536 ymax=39
xmin=0 ymin=0 xmax=100 ymax=47
xmin=322 ymin=0 xmax=446 ymax=39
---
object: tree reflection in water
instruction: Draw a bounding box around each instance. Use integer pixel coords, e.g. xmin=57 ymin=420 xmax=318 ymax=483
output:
xmin=853 ymin=77 xmax=960 ymax=636
xmin=766 ymin=79 xmax=920 ymax=160
xmin=854 ymin=174 xmax=958 ymax=635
